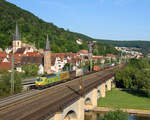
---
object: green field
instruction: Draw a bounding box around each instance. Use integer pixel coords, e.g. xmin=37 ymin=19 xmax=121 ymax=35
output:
xmin=98 ymin=89 xmax=150 ymax=110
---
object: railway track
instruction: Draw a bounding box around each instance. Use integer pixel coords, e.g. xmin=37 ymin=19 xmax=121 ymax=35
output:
xmin=0 ymin=90 xmax=39 ymax=107
xmin=0 ymin=69 xmax=106 ymax=111
xmin=0 ymin=66 xmax=119 ymax=120
xmin=23 ymin=71 xmax=114 ymax=120
xmin=0 ymin=67 xmax=108 ymax=107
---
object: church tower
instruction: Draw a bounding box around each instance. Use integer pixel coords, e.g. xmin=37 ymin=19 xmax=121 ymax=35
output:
xmin=13 ymin=23 xmax=22 ymax=53
xmin=44 ymin=34 xmax=51 ymax=74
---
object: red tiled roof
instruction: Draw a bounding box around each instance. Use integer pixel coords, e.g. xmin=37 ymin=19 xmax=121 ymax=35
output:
xmin=0 ymin=52 xmax=7 ymax=57
xmin=0 ymin=62 xmax=11 ymax=71
xmin=25 ymin=52 xmax=41 ymax=56
xmin=93 ymin=56 xmax=104 ymax=59
xmin=51 ymin=53 xmax=77 ymax=62
xmin=78 ymin=50 xmax=88 ymax=54
xmin=0 ymin=52 xmax=7 ymax=63
xmin=106 ymin=54 xmax=116 ymax=58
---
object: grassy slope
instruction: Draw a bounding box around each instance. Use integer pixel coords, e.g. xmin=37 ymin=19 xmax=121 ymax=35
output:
xmin=98 ymin=89 xmax=150 ymax=110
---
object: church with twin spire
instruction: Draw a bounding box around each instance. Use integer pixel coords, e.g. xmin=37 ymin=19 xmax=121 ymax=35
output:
xmin=12 ymin=23 xmax=52 ymax=74
xmin=8 ymin=23 xmax=85 ymax=74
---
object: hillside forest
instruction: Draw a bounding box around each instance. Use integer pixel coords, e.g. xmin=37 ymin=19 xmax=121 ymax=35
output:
xmin=0 ymin=0 xmax=119 ymax=56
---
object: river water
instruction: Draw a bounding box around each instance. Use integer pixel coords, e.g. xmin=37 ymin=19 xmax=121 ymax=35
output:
xmin=85 ymin=111 xmax=150 ymax=120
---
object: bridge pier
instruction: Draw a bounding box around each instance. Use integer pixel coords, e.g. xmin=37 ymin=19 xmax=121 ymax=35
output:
xmin=78 ymin=97 xmax=84 ymax=120
xmin=84 ymin=88 xmax=98 ymax=109
xmin=100 ymin=83 xmax=106 ymax=98
xmin=111 ymin=77 xmax=115 ymax=88
xmin=106 ymin=79 xmax=111 ymax=91
xmin=91 ymin=88 xmax=97 ymax=107
xmin=50 ymin=97 xmax=84 ymax=120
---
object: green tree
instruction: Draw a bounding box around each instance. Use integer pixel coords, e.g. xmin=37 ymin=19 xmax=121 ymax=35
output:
xmin=105 ymin=59 xmax=111 ymax=64
xmin=101 ymin=110 xmax=129 ymax=120
xmin=22 ymin=64 xmax=39 ymax=77
xmin=115 ymin=58 xmax=150 ymax=97
xmin=14 ymin=72 xmax=22 ymax=93
xmin=63 ymin=63 xmax=70 ymax=71
xmin=0 ymin=70 xmax=22 ymax=97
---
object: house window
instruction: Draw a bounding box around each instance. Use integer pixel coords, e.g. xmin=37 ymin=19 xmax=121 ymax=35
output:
xmin=59 ymin=65 xmax=61 ymax=67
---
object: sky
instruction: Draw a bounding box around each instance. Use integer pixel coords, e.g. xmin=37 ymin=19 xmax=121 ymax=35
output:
xmin=7 ymin=0 xmax=150 ymax=40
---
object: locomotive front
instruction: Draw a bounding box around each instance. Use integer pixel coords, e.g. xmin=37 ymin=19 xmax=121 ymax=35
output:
xmin=35 ymin=77 xmax=45 ymax=88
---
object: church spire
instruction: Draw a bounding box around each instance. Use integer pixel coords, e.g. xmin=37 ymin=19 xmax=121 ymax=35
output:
xmin=45 ymin=34 xmax=50 ymax=51
xmin=44 ymin=34 xmax=51 ymax=74
xmin=13 ymin=22 xmax=21 ymax=41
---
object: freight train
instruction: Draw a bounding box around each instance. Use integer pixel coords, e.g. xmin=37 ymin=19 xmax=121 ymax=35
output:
xmin=35 ymin=69 xmax=86 ymax=89
xmin=35 ymin=63 xmax=117 ymax=89
xmin=35 ymin=72 xmax=70 ymax=88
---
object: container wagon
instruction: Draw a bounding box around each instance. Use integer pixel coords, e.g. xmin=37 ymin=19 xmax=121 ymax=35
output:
xmin=93 ymin=65 xmax=100 ymax=71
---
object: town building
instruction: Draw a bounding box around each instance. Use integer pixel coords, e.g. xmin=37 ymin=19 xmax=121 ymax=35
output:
xmin=0 ymin=23 xmax=118 ymax=74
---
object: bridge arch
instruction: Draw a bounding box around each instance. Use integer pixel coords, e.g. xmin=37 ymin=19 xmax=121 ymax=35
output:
xmin=105 ymin=84 xmax=107 ymax=91
xmin=64 ymin=110 xmax=77 ymax=120
xmin=97 ymin=89 xmax=101 ymax=98
xmin=84 ymin=97 xmax=92 ymax=105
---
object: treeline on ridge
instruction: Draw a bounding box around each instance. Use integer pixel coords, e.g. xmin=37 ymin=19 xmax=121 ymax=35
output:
xmin=0 ymin=0 xmax=119 ymax=56
xmin=97 ymin=39 xmax=150 ymax=55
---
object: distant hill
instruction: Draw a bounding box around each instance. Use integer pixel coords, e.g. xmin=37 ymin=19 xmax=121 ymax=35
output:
xmin=96 ymin=39 xmax=150 ymax=55
xmin=0 ymin=0 xmax=119 ymax=55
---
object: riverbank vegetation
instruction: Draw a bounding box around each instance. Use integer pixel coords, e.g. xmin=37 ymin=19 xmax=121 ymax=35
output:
xmin=115 ymin=58 xmax=150 ymax=97
xmin=98 ymin=89 xmax=150 ymax=110
xmin=101 ymin=110 xmax=129 ymax=120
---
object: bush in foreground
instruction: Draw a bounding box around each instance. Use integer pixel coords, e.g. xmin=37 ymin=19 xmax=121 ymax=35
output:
xmin=0 ymin=70 xmax=22 ymax=97
xmin=101 ymin=110 xmax=129 ymax=120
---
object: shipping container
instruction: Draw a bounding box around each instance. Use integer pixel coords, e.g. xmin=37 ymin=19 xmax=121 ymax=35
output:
xmin=100 ymin=64 xmax=104 ymax=69
xmin=60 ymin=72 xmax=69 ymax=81
xmin=93 ymin=65 xmax=100 ymax=71
xmin=69 ymin=70 xmax=76 ymax=79
xmin=82 ymin=68 xmax=88 ymax=75
xmin=76 ymin=69 xmax=83 ymax=77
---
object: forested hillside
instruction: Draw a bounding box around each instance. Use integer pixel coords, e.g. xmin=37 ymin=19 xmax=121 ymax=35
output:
xmin=97 ymin=39 xmax=150 ymax=55
xmin=0 ymin=0 xmax=119 ymax=55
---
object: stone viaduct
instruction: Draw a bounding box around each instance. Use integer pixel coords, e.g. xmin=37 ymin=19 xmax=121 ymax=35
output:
xmin=49 ymin=77 xmax=114 ymax=120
